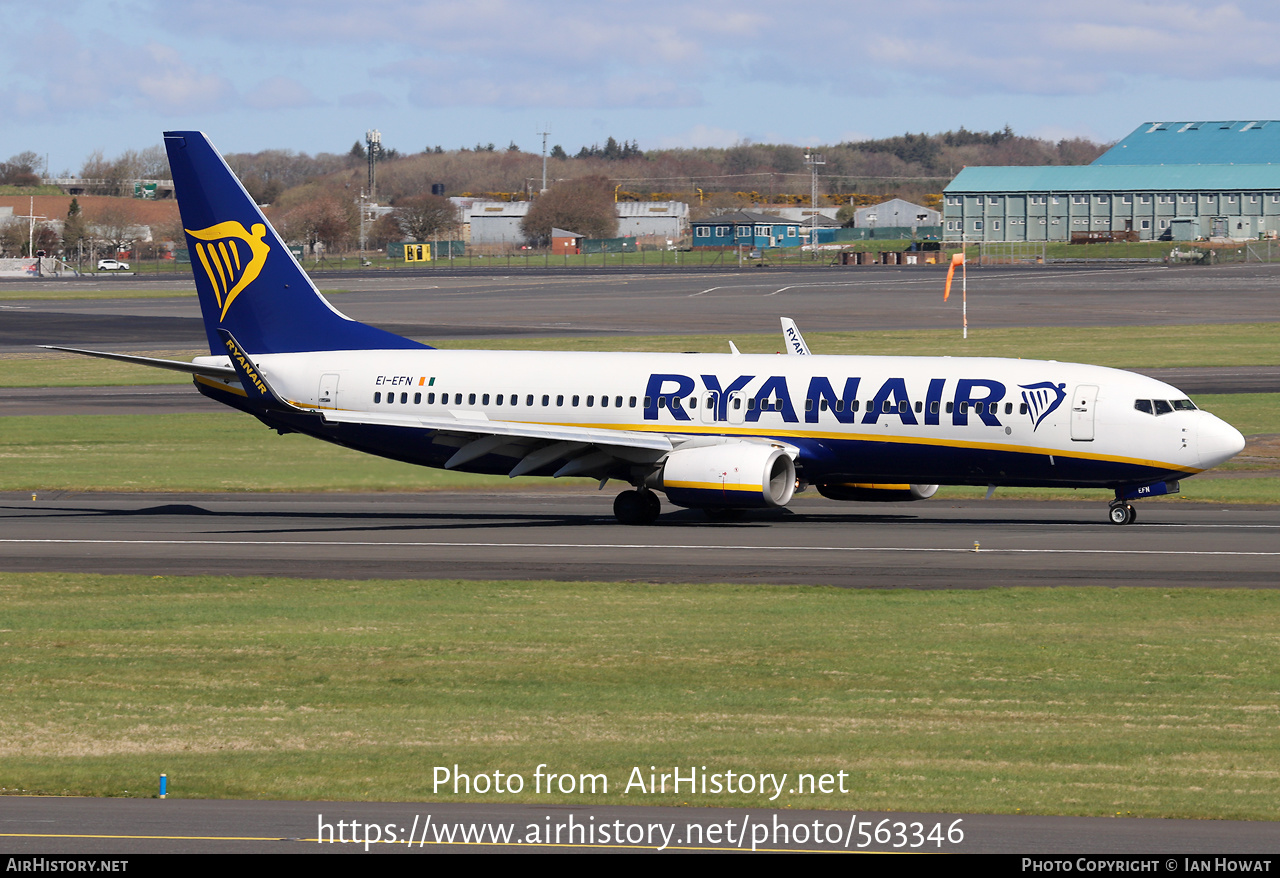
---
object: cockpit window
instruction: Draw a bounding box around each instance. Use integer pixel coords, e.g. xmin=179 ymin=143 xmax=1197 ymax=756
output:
xmin=1153 ymin=399 xmax=1173 ymax=415
xmin=1172 ymin=399 xmax=1197 ymax=411
xmin=1134 ymin=399 xmax=1153 ymax=414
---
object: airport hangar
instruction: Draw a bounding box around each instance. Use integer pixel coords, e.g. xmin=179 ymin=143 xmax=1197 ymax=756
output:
xmin=943 ymin=120 xmax=1280 ymax=243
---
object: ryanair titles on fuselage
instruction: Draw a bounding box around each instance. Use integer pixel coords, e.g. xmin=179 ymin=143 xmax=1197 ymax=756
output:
xmin=640 ymin=371 xmax=1067 ymax=431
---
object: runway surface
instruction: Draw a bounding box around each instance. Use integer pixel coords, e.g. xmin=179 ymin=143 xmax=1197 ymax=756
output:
xmin=6 ymin=263 xmax=1280 ymax=353
xmin=4 ymin=797 xmax=1276 ymax=854
xmin=3 ymin=491 xmax=1277 ymax=587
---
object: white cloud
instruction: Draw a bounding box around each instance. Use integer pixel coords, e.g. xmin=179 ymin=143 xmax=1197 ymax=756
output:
xmin=10 ymin=31 xmax=235 ymax=117
xmin=652 ymin=124 xmax=743 ymax=149
xmin=243 ymin=76 xmax=321 ymax=110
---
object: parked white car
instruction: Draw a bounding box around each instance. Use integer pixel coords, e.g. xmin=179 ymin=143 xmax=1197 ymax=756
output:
xmin=97 ymin=259 xmax=130 ymax=271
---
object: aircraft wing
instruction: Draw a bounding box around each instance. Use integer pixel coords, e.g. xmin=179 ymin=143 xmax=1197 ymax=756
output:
xmin=319 ymin=407 xmax=675 ymax=477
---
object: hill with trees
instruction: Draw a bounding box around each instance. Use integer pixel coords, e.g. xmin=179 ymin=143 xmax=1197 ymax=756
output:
xmin=1 ymin=128 xmax=1109 ymax=255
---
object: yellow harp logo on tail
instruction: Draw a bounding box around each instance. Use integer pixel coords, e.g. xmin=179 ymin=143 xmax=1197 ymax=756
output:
xmin=186 ymin=221 xmax=271 ymax=321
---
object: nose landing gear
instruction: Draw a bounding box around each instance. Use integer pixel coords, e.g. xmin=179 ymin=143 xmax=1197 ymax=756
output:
xmin=1108 ymin=501 xmax=1137 ymax=526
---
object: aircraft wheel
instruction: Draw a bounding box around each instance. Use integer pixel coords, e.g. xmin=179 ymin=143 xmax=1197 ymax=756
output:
xmin=643 ymin=490 xmax=661 ymax=519
xmin=1108 ymin=503 xmax=1135 ymax=526
xmin=614 ymin=489 xmax=659 ymax=525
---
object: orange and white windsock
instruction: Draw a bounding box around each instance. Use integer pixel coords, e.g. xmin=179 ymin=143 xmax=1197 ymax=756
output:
xmin=943 ymin=252 xmax=965 ymax=302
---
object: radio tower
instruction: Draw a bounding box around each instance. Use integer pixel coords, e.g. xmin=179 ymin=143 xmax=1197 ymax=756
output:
xmin=366 ymin=129 xmax=381 ymax=201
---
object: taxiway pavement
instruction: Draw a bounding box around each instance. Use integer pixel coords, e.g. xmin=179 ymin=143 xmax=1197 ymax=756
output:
xmin=3 ymin=492 xmax=1277 ymax=588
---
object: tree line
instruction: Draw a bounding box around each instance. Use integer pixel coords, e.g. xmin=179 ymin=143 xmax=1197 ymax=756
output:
xmin=1 ymin=128 xmax=1108 ymax=255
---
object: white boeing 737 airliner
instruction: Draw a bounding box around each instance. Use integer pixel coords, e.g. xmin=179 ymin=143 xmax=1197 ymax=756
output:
xmin=47 ymin=132 xmax=1245 ymax=525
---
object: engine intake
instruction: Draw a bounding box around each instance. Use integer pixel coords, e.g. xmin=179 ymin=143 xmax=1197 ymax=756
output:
xmin=659 ymin=444 xmax=796 ymax=509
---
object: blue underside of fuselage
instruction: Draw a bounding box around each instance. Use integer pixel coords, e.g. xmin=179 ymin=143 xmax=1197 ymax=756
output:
xmin=198 ymin=383 xmax=1188 ymax=490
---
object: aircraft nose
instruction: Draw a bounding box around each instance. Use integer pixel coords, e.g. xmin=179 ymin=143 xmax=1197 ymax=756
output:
xmin=1198 ymin=414 xmax=1246 ymax=469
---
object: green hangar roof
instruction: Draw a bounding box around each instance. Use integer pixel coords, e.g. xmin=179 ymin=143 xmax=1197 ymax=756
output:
xmin=1093 ymin=121 xmax=1280 ymax=166
xmin=945 ymin=164 xmax=1280 ymax=194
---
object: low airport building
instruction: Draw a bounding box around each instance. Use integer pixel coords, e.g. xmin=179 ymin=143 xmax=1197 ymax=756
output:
xmin=466 ymin=200 xmax=689 ymax=245
xmin=943 ymin=121 xmax=1280 ymax=242
xmin=690 ymin=211 xmax=804 ymax=248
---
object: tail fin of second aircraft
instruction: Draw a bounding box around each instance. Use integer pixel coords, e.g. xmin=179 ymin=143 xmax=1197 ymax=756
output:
xmin=164 ymin=131 xmax=429 ymax=356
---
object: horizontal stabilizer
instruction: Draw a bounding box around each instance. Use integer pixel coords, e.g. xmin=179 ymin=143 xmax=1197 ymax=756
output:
xmin=39 ymin=345 xmax=238 ymax=379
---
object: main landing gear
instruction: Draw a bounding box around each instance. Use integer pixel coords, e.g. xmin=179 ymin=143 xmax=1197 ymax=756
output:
xmin=1108 ymin=501 xmax=1137 ymax=526
xmin=614 ymin=488 xmax=661 ymax=525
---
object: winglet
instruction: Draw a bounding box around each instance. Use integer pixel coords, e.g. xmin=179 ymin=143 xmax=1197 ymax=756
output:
xmin=780 ymin=317 xmax=811 ymax=355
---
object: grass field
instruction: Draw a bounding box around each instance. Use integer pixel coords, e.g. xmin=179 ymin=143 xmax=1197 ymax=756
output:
xmin=2 ymin=394 xmax=1277 ymax=498
xmin=2 ymin=573 xmax=1277 ymax=818
xmin=5 ymin=323 xmax=1279 ymax=388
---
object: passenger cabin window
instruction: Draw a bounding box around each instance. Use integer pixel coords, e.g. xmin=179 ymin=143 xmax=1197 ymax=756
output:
xmin=373 ymin=392 xmax=381 ymax=403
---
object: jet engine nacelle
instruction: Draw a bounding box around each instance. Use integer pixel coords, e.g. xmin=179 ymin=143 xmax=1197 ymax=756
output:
xmin=815 ymin=482 xmax=939 ymax=502
xmin=658 ymin=443 xmax=797 ymax=509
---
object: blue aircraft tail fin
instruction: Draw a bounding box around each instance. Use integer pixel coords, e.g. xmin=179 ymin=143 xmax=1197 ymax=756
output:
xmin=163 ymin=131 xmax=429 ymax=356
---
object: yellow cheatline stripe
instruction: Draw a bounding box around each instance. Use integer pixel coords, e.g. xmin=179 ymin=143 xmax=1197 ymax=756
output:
xmin=666 ymin=480 xmax=761 ymax=493
xmin=503 ymin=419 xmax=1201 ymax=475
xmin=195 ymin=375 xmax=248 ymax=397
xmin=178 ymin=395 xmax=1198 ymax=477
